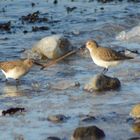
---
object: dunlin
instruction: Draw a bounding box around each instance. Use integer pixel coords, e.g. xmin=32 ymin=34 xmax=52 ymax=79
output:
xmin=86 ymin=39 xmax=133 ymax=73
xmin=0 ymin=59 xmax=42 ymax=82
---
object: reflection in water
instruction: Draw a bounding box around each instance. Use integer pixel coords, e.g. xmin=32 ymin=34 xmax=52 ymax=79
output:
xmin=3 ymin=85 xmax=24 ymax=97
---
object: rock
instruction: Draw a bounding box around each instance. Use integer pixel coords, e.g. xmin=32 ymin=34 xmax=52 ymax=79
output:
xmin=21 ymin=49 xmax=42 ymax=60
xmin=132 ymin=122 xmax=140 ymax=134
xmin=47 ymin=114 xmax=69 ymax=123
xmin=31 ymin=2 xmax=35 ymax=7
xmin=53 ymin=0 xmax=58 ymax=4
xmin=32 ymin=34 xmax=72 ymax=59
xmin=84 ymin=74 xmax=121 ymax=92
xmin=47 ymin=136 xmax=61 ymax=140
xmin=32 ymin=26 xmax=49 ymax=32
xmin=14 ymin=133 xmax=24 ymax=140
xmin=2 ymin=107 xmax=25 ymax=116
xmin=130 ymin=104 xmax=140 ymax=119
xmin=128 ymin=137 xmax=140 ymax=140
xmin=71 ymin=125 xmax=105 ymax=140
xmin=80 ymin=115 xmax=96 ymax=122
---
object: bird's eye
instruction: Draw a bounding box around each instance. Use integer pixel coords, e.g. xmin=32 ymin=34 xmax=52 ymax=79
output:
xmin=88 ymin=42 xmax=91 ymax=45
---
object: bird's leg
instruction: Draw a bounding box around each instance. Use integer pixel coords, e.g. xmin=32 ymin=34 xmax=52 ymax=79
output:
xmin=102 ymin=68 xmax=108 ymax=74
xmin=16 ymin=79 xmax=20 ymax=85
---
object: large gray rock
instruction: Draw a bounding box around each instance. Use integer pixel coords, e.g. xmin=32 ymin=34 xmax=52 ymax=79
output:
xmin=84 ymin=74 xmax=121 ymax=92
xmin=71 ymin=125 xmax=105 ymax=140
xmin=32 ymin=34 xmax=72 ymax=59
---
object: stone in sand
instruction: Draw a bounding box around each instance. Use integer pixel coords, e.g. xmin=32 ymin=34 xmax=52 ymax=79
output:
xmin=71 ymin=125 xmax=105 ymax=140
xmin=84 ymin=74 xmax=121 ymax=92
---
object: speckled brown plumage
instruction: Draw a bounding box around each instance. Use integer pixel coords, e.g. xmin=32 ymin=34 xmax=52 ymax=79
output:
xmin=0 ymin=59 xmax=34 ymax=80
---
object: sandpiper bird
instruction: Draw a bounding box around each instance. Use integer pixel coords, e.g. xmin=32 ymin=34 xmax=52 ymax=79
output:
xmin=86 ymin=39 xmax=133 ymax=73
xmin=0 ymin=59 xmax=43 ymax=82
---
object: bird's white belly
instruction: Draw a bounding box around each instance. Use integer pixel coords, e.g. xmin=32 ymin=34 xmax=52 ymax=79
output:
xmin=1 ymin=68 xmax=25 ymax=79
xmin=92 ymin=57 xmax=121 ymax=68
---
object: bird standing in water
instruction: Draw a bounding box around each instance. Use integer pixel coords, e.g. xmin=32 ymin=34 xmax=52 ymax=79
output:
xmin=0 ymin=59 xmax=43 ymax=83
xmin=86 ymin=40 xmax=133 ymax=73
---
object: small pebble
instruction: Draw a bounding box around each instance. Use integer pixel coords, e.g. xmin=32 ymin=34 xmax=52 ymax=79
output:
xmin=47 ymin=136 xmax=61 ymax=140
xmin=31 ymin=2 xmax=35 ymax=7
xmin=130 ymin=104 xmax=140 ymax=119
xmin=81 ymin=115 xmax=96 ymax=122
xmin=47 ymin=114 xmax=69 ymax=123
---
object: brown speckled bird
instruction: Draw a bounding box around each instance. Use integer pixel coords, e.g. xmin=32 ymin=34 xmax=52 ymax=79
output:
xmin=86 ymin=39 xmax=133 ymax=73
xmin=0 ymin=59 xmax=42 ymax=81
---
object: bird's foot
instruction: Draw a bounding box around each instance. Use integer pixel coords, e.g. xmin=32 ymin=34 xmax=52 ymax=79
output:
xmin=102 ymin=68 xmax=108 ymax=75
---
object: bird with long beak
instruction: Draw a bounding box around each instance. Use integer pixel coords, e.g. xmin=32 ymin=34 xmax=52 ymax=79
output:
xmin=0 ymin=59 xmax=43 ymax=82
xmin=86 ymin=40 xmax=133 ymax=73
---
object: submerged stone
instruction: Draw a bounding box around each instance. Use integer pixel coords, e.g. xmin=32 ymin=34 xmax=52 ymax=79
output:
xmin=47 ymin=114 xmax=69 ymax=123
xmin=50 ymin=80 xmax=80 ymax=90
xmin=132 ymin=122 xmax=140 ymax=134
xmin=84 ymin=74 xmax=121 ymax=92
xmin=128 ymin=137 xmax=140 ymax=140
xmin=0 ymin=21 xmax=11 ymax=31
xmin=80 ymin=115 xmax=96 ymax=122
xmin=2 ymin=107 xmax=25 ymax=116
xmin=71 ymin=125 xmax=105 ymax=140
xmin=32 ymin=34 xmax=72 ymax=59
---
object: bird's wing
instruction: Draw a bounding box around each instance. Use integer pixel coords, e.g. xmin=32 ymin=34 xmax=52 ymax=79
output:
xmin=0 ymin=60 xmax=22 ymax=72
xmin=97 ymin=47 xmax=133 ymax=61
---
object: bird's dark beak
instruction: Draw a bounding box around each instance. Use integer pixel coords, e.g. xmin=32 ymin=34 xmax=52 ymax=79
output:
xmin=33 ymin=61 xmax=44 ymax=67
xmin=78 ymin=44 xmax=86 ymax=51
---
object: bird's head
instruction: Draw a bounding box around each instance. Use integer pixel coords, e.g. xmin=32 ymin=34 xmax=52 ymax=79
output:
xmin=86 ymin=40 xmax=98 ymax=52
xmin=24 ymin=59 xmax=34 ymax=67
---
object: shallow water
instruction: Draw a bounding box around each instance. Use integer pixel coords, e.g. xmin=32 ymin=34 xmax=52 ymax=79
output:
xmin=0 ymin=0 xmax=140 ymax=140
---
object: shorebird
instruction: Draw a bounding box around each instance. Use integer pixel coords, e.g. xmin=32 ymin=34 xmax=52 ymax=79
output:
xmin=0 ymin=59 xmax=43 ymax=82
xmin=86 ymin=39 xmax=133 ymax=73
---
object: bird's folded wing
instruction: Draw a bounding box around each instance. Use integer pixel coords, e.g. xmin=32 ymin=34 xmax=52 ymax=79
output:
xmin=0 ymin=61 xmax=22 ymax=72
xmin=97 ymin=47 xmax=133 ymax=61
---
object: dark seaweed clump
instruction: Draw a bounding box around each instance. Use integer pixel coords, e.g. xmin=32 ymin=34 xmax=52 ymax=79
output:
xmin=2 ymin=107 xmax=25 ymax=116
xmin=21 ymin=11 xmax=48 ymax=23
xmin=32 ymin=26 xmax=49 ymax=32
xmin=0 ymin=21 xmax=11 ymax=32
